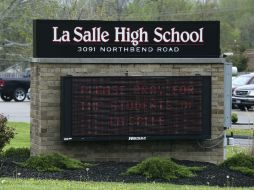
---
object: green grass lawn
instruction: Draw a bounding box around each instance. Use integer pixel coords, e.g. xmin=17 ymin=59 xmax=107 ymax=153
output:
xmin=226 ymin=128 xmax=254 ymax=137
xmin=0 ymin=178 xmax=253 ymax=190
xmin=226 ymin=146 xmax=250 ymax=159
xmin=4 ymin=122 xmax=30 ymax=150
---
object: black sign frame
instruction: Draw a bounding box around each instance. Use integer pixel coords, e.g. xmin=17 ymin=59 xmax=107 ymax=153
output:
xmin=34 ymin=20 xmax=220 ymax=58
xmin=60 ymin=76 xmax=211 ymax=141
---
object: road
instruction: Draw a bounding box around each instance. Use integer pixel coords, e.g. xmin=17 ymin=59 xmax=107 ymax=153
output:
xmin=234 ymin=138 xmax=253 ymax=147
xmin=0 ymin=99 xmax=30 ymax=122
xmin=0 ymin=100 xmax=253 ymax=124
xmin=232 ymin=108 xmax=254 ymax=124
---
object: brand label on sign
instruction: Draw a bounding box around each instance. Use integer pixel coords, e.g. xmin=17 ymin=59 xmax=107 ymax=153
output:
xmin=128 ymin=137 xmax=147 ymax=141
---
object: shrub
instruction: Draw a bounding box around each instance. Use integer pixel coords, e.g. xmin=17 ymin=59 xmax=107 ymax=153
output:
xmin=17 ymin=153 xmax=93 ymax=172
xmin=221 ymin=153 xmax=254 ymax=176
xmin=4 ymin=148 xmax=30 ymax=161
xmin=0 ymin=114 xmax=15 ymax=152
xmin=126 ymin=157 xmax=203 ymax=180
xmin=229 ymin=166 xmax=254 ymax=176
xmin=221 ymin=153 xmax=254 ymax=168
xmin=231 ymin=112 xmax=238 ymax=124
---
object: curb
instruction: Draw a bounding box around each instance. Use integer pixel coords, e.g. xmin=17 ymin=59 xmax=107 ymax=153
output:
xmin=226 ymin=135 xmax=254 ymax=139
xmin=232 ymin=123 xmax=253 ymax=125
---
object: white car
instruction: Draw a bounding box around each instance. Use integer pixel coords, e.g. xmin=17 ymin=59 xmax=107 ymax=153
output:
xmin=232 ymin=84 xmax=254 ymax=110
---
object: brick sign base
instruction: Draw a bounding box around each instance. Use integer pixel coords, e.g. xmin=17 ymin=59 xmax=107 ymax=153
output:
xmin=30 ymin=58 xmax=225 ymax=164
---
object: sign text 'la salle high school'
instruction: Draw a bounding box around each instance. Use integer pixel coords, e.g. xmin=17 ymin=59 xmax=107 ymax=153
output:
xmin=53 ymin=26 xmax=204 ymax=46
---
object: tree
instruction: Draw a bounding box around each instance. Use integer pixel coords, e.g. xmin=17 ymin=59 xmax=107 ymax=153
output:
xmin=226 ymin=44 xmax=248 ymax=72
xmin=228 ymin=54 xmax=248 ymax=72
xmin=238 ymin=14 xmax=254 ymax=48
xmin=0 ymin=0 xmax=254 ymax=71
xmin=124 ymin=0 xmax=194 ymax=21
xmin=0 ymin=0 xmax=61 ymax=71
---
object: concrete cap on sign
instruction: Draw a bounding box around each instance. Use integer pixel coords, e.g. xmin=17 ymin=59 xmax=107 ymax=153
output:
xmin=31 ymin=58 xmax=226 ymax=64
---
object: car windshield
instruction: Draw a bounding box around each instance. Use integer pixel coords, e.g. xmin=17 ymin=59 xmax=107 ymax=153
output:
xmin=232 ymin=75 xmax=251 ymax=86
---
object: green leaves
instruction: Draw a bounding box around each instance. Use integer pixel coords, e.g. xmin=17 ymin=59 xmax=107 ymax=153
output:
xmin=221 ymin=153 xmax=254 ymax=176
xmin=17 ymin=153 xmax=93 ymax=172
xmin=0 ymin=114 xmax=15 ymax=152
xmin=0 ymin=0 xmax=253 ymax=71
xmin=126 ymin=157 xmax=203 ymax=180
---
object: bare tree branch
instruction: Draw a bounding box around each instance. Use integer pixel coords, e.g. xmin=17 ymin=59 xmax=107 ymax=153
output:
xmin=3 ymin=39 xmax=30 ymax=47
xmin=0 ymin=0 xmax=23 ymax=22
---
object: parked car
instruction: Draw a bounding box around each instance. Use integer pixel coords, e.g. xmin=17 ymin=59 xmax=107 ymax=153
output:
xmin=0 ymin=77 xmax=30 ymax=102
xmin=27 ymin=88 xmax=31 ymax=100
xmin=23 ymin=68 xmax=31 ymax=78
xmin=232 ymin=73 xmax=254 ymax=93
xmin=232 ymin=84 xmax=254 ymax=110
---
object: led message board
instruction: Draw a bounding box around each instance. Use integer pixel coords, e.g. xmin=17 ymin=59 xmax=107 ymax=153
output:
xmin=61 ymin=76 xmax=211 ymax=141
xmin=34 ymin=20 xmax=220 ymax=58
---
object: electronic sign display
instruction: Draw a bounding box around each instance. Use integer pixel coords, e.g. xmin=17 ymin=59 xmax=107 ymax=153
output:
xmin=61 ymin=76 xmax=211 ymax=141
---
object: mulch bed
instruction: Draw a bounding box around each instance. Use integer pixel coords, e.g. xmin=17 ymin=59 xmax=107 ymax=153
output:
xmin=1 ymin=156 xmax=254 ymax=187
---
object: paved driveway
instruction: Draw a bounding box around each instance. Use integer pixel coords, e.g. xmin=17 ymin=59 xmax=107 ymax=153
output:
xmin=234 ymin=138 xmax=253 ymax=147
xmin=0 ymin=99 xmax=30 ymax=122
xmin=0 ymin=99 xmax=253 ymax=125
xmin=232 ymin=109 xmax=254 ymax=124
